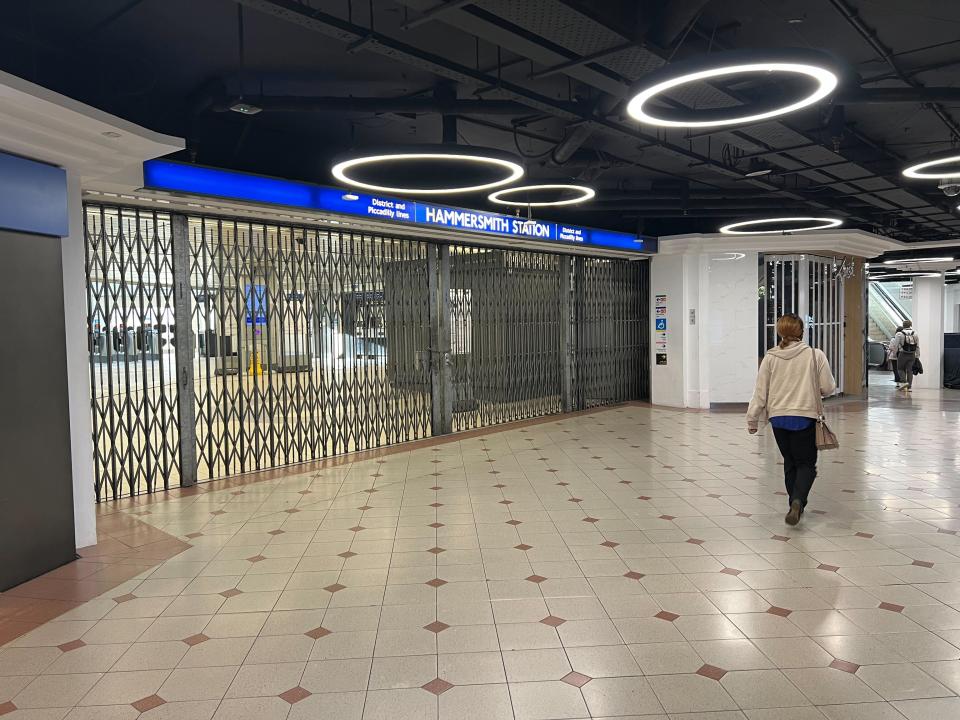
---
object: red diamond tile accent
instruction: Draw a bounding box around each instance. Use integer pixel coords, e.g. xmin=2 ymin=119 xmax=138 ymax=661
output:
xmin=720 ymin=568 xmax=741 ymax=576
xmin=489 ymin=471 xmax=501 ymax=475
xmin=655 ymin=611 xmax=679 ymax=622
xmin=428 ymin=547 xmax=446 ymax=554
xmin=284 ymin=508 xmax=300 ymax=514
xmin=324 ymin=584 xmax=347 ymax=593
xmin=210 ymin=510 xmax=227 ymax=516
xmin=430 ymin=503 xmax=444 ymax=508
xmin=268 ymin=529 xmax=285 ymax=536
xmin=514 ymin=544 xmax=533 ymax=551
xmin=131 ymin=695 xmax=166 ymax=713
xmin=818 ymin=564 xmax=840 ymax=572
xmin=246 ymin=555 xmax=266 ymax=563
xmin=879 ymin=602 xmax=905 ymax=613
xmin=912 ymin=560 xmax=935 ymax=568
xmin=429 ymin=522 xmax=444 ymax=529
xmin=659 ymin=515 xmax=676 ymax=521
xmin=582 ymin=517 xmax=599 ymax=523
xmin=305 ymin=626 xmax=332 ymax=639
xmin=185 ymin=532 xmax=204 ymax=539
xmin=526 ymin=575 xmax=547 ymax=584
xmin=493 ymin=484 xmax=507 ymax=488
xmin=697 ymin=664 xmax=728 ymax=681
xmin=220 ymin=588 xmax=242 ymax=598
xmin=426 ymin=578 xmax=447 ymax=588
xmin=499 ymin=500 xmax=514 ymax=505
xmin=57 ymin=639 xmax=86 ymax=652
xmin=686 ymin=538 xmax=705 ymax=545
xmin=707 ymin=494 xmax=722 ymax=499
xmin=505 ymin=520 xmax=522 ymax=526
xmin=540 ymin=616 xmax=566 ymax=627
xmin=830 ymin=659 xmax=860 ymax=673
xmin=771 ymin=535 xmax=790 ymax=542
xmin=182 ymin=633 xmax=209 ymax=646
xmin=568 ymin=497 xmax=583 ymax=503
xmin=298 ymin=490 xmax=313 ymax=495
xmin=366 ymin=488 xmax=380 ymax=493
xmin=358 ymin=505 xmax=374 ymax=511
xmin=561 ymin=671 xmax=591 ymax=688
xmin=338 ymin=551 xmax=358 ymax=559
xmin=555 ymin=481 xmax=568 ymax=485
xmin=430 ymin=486 xmax=443 ymax=491
xmin=424 ymin=621 xmax=450 ymax=634
xmin=279 ymin=686 xmax=312 ymax=704
xmin=619 ymin=480 xmax=633 ymax=485
xmin=855 ymin=532 xmax=874 ymax=539
xmin=766 ymin=606 xmax=793 ymax=617
xmin=624 ymin=571 xmax=645 ymax=581
xmin=422 ymin=678 xmax=454 ymax=696
xmin=842 ymin=489 xmax=855 ymax=494
xmin=774 ymin=491 xmax=788 ymax=497
xmin=113 ymin=593 xmax=137 ymax=603
xmin=601 ymin=541 xmax=620 ymax=548
xmin=349 ymin=526 xmax=366 ymax=532
xmin=637 ymin=496 xmax=651 ymax=501
xmin=605 ymin=467 xmax=617 ymax=471
xmin=0 ymin=702 xmax=15 ymax=716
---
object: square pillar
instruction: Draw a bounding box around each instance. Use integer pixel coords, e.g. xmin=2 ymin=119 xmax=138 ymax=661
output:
xmin=913 ymin=276 xmax=944 ymax=389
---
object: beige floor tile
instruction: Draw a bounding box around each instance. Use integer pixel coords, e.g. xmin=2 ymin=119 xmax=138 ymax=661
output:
xmin=158 ymin=666 xmax=239 ymax=701
xmin=362 ymin=688 xmax=437 ymax=720
xmin=111 ymin=641 xmax=187 ymax=671
xmin=310 ymin=631 xmax=378 ymax=660
xmin=202 ymin=612 xmax=268 ymax=638
xmin=647 ymin=674 xmax=739 ymax=714
xmin=43 ymin=644 xmax=129 ymax=675
xmin=246 ymin=635 xmax=315 ymax=664
xmin=439 ymin=683 xmax=513 ymax=720
xmin=693 ymin=639 xmax=773 ymax=671
xmin=225 ymin=661 xmax=305 ymax=698
xmin=178 ymin=637 xmax=254 ymax=668
xmin=0 ymin=647 xmax=62 ymax=676
xmin=287 ymin=691 xmax=365 ymax=720
xmin=856 ymin=663 xmax=953 ymax=701
xmin=581 ymin=676 xmax=664 ymax=717
xmin=720 ymin=669 xmax=810 ymax=709
xmin=13 ymin=674 xmax=102 ymax=708
xmin=565 ymin=644 xmax=642 ymax=677
xmin=300 ymin=659 xmax=372 ymax=693
xmin=438 ymin=652 xmax=505 ymax=685
xmin=509 ymin=680 xmax=588 ymax=720
xmin=78 ymin=668 xmax=170 ymax=706
xmin=892 ymin=697 xmax=960 ymax=720
xmin=783 ymin=667 xmax=883 ymax=705
xmin=211 ymin=696 xmax=293 ymax=720
xmin=369 ymin=655 xmax=437 ymax=690
xmin=502 ymin=649 xmax=571 ymax=682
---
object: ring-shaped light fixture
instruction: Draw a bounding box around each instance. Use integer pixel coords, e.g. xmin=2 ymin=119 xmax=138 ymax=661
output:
xmin=331 ymin=144 xmax=524 ymax=195
xmin=626 ymin=49 xmax=840 ymax=128
xmin=487 ymin=183 xmax=596 ymax=207
xmin=902 ymin=154 xmax=960 ymax=179
xmin=719 ymin=217 xmax=843 ymax=235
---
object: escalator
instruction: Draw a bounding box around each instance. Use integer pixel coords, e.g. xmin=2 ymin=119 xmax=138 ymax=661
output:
xmin=867 ymin=282 xmax=911 ymax=367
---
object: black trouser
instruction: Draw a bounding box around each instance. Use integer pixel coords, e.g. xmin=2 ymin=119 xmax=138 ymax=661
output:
xmin=772 ymin=424 xmax=818 ymax=508
xmin=891 ymin=356 xmax=901 ymax=383
xmin=897 ymin=351 xmax=916 ymax=389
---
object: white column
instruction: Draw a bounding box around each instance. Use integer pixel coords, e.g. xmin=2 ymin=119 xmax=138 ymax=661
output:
xmin=913 ymin=276 xmax=944 ymax=390
xmin=62 ymin=172 xmax=97 ymax=548
xmin=650 ymin=254 xmax=685 ymax=407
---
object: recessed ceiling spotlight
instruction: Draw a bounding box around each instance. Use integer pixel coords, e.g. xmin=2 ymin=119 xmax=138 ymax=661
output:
xmin=718 ymin=216 xmax=843 ymax=234
xmin=331 ymin=144 xmax=524 ymax=195
xmin=625 ymin=49 xmax=840 ymax=128
xmin=229 ymin=101 xmax=262 ymax=115
xmin=487 ymin=183 xmax=595 ymax=207
xmin=902 ymin=153 xmax=960 ymax=179
xmin=882 ymin=256 xmax=954 ymax=264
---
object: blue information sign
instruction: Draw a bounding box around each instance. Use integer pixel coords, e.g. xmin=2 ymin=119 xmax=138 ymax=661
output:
xmin=655 ymin=318 xmax=667 ymax=331
xmin=245 ymin=284 xmax=267 ymax=325
xmin=143 ymin=160 xmax=649 ymax=254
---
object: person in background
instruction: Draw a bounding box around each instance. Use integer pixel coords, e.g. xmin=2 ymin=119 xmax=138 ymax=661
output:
xmin=746 ymin=314 xmax=837 ymax=526
xmin=888 ymin=325 xmax=903 ymax=384
xmin=892 ymin=320 xmax=920 ymax=392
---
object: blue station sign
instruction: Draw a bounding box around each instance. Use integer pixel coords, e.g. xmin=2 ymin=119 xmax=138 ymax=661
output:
xmin=143 ymin=160 xmax=649 ymax=254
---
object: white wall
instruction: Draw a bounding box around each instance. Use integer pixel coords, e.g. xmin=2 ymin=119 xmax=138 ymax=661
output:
xmin=707 ymin=252 xmax=760 ymax=403
xmin=62 ymin=173 xmax=97 ymax=548
xmin=944 ymin=284 xmax=960 ymax=334
xmin=913 ymin=276 xmax=944 ymax=390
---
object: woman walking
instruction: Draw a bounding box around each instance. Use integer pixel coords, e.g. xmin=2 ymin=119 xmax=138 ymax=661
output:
xmin=746 ymin=314 xmax=837 ymax=525
xmin=892 ymin=320 xmax=920 ymax=392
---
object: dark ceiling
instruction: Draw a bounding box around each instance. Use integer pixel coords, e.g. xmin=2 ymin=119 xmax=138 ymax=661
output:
xmin=2 ymin=0 xmax=960 ymax=240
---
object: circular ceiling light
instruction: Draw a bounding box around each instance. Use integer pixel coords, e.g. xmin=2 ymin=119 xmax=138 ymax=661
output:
xmin=487 ymin=183 xmax=595 ymax=207
xmin=331 ymin=144 xmax=524 ymax=195
xmin=625 ymin=49 xmax=840 ymax=128
xmin=718 ymin=216 xmax=843 ymax=235
xmin=902 ymin=154 xmax=960 ymax=179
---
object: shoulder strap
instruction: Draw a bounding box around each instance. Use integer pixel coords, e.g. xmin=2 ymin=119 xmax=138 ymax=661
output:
xmin=809 ymin=347 xmax=824 ymax=419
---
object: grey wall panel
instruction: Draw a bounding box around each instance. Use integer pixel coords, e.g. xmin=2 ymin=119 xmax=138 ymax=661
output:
xmin=0 ymin=230 xmax=75 ymax=591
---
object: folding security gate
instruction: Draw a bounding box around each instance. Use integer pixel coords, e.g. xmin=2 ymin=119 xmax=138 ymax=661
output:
xmin=85 ymin=203 xmax=649 ymax=500
xmin=760 ymin=254 xmax=845 ymax=392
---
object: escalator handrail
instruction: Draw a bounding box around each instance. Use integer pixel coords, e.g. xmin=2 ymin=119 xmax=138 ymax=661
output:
xmin=872 ymin=282 xmax=910 ymax=325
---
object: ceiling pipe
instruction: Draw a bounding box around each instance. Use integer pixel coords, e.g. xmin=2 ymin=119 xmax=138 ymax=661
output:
xmin=837 ymin=87 xmax=960 ymax=104
xmin=208 ymin=95 xmax=530 ymax=115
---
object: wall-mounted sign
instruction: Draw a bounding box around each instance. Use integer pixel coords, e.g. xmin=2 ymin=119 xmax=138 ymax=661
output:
xmin=245 ymin=284 xmax=267 ymax=325
xmin=0 ymin=151 xmax=68 ymax=237
xmin=655 ymin=318 xmax=667 ymax=331
xmin=656 ymin=353 xmax=668 ymax=365
xmin=900 ymin=285 xmax=913 ymax=300
xmin=143 ymin=160 xmax=650 ymax=254
xmin=655 ymin=294 xmax=667 ymax=307
xmin=689 ymin=309 xmax=696 ymax=325
xmin=655 ymin=306 xmax=666 ymax=316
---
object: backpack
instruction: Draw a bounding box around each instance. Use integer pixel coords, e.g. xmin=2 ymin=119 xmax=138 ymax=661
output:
xmin=900 ymin=329 xmax=918 ymax=352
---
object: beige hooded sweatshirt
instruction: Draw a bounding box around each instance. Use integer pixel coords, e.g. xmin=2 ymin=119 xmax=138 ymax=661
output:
xmin=746 ymin=341 xmax=837 ymax=431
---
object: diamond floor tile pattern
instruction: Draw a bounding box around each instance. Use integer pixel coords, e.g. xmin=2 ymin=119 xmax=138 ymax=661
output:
xmin=4 ymin=388 xmax=960 ymax=717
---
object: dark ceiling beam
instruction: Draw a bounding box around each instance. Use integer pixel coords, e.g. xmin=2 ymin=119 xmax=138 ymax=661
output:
xmin=528 ymin=42 xmax=635 ymax=80
xmin=837 ymin=87 xmax=960 ymax=104
xmin=827 ymin=0 xmax=960 ymax=140
xmin=647 ymin=0 xmax=712 ymax=48
xmin=399 ymin=0 xmax=476 ymax=31
xmin=207 ymin=95 xmax=529 ymax=115
xmin=862 ymin=57 xmax=960 ymax=85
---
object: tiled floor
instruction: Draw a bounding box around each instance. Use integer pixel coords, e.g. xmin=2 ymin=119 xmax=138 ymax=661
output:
xmin=3 ymin=383 xmax=960 ymax=719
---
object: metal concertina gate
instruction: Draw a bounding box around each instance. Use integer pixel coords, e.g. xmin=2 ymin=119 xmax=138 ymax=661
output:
xmin=85 ymin=203 xmax=650 ymax=501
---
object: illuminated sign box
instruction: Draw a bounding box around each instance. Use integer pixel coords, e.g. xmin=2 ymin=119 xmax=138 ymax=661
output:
xmin=143 ymin=160 xmax=650 ymax=254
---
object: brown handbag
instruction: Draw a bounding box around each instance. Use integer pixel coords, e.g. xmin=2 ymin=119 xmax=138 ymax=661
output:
xmin=809 ymin=348 xmax=839 ymax=450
